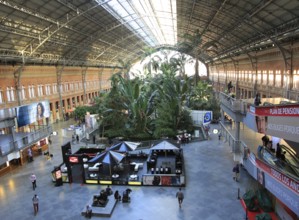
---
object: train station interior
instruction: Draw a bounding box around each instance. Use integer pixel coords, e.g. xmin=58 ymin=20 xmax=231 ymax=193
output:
xmin=0 ymin=1 xmax=299 ymax=220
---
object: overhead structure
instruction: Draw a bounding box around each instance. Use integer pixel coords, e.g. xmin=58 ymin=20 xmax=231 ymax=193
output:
xmin=0 ymin=0 xmax=298 ymax=67
xmin=109 ymin=141 xmax=141 ymax=152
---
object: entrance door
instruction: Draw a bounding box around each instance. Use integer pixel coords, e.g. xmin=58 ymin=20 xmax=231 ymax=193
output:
xmin=71 ymin=164 xmax=83 ymax=183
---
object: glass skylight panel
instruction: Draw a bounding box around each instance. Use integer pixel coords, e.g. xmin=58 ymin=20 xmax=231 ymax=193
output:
xmin=96 ymin=0 xmax=177 ymax=46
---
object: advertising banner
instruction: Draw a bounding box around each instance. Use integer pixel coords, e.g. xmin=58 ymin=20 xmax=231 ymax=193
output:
xmin=250 ymin=105 xmax=299 ymax=117
xmin=16 ymin=101 xmax=50 ymax=127
xmin=142 ymin=175 xmax=181 ymax=186
xmin=244 ymin=112 xmax=299 ymax=142
xmin=256 ymin=159 xmax=299 ymax=216
xmin=266 ymin=117 xmax=299 ymax=143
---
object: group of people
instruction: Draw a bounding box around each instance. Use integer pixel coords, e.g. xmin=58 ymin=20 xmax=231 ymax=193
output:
xmin=113 ymin=187 xmax=132 ymax=203
xmin=177 ymin=133 xmax=191 ymax=144
xmin=30 ymin=173 xmax=39 ymax=215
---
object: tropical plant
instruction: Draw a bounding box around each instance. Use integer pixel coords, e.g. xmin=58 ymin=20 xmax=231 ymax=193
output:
xmin=117 ymin=59 xmax=132 ymax=79
xmin=177 ymin=29 xmax=202 ymax=85
xmin=74 ymin=106 xmax=95 ymax=123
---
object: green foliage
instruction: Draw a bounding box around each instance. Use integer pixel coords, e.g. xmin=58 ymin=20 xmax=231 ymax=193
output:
xmin=96 ymin=50 xmax=219 ymax=140
xmin=177 ymin=29 xmax=202 ymax=85
xmin=74 ymin=106 xmax=95 ymax=123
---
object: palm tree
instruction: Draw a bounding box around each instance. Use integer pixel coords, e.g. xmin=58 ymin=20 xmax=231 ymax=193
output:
xmin=177 ymin=29 xmax=202 ymax=85
xmin=117 ymin=59 xmax=132 ymax=79
xmin=169 ymin=53 xmax=192 ymax=77
xmin=140 ymin=46 xmax=157 ymax=76
xmin=153 ymin=63 xmax=193 ymax=138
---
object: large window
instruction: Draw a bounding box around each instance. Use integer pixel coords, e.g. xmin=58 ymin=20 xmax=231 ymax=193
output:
xmin=45 ymin=84 xmax=51 ymax=95
xmin=268 ymin=71 xmax=274 ymax=86
xmin=53 ymin=83 xmax=57 ymax=94
xmin=64 ymin=83 xmax=69 ymax=92
xmin=248 ymin=71 xmax=252 ymax=83
xmin=294 ymin=70 xmax=299 ymax=89
xmin=70 ymin=83 xmax=74 ymax=91
xmin=275 ymin=70 xmax=281 ymax=87
xmin=6 ymin=87 xmax=15 ymax=102
xmin=262 ymin=70 xmax=267 ymax=85
xmin=0 ymin=89 xmax=3 ymax=104
xmin=28 ymin=85 xmax=35 ymax=99
xmin=19 ymin=86 xmax=26 ymax=100
xmin=37 ymin=85 xmax=44 ymax=97
xmin=257 ymin=71 xmax=262 ymax=84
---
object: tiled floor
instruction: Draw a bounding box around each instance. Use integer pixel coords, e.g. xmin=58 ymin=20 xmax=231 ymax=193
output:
xmin=0 ymin=120 xmax=259 ymax=220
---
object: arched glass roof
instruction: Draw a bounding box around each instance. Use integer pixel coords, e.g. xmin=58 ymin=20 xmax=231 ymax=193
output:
xmin=0 ymin=0 xmax=298 ymax=67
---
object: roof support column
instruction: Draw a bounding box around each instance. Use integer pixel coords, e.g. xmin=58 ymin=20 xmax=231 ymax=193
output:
xmin=13 ymin=64 xmax=24 ymax=106
xmin=98 ymin=67 xmax=104 ymax=93
xmin=231 ymin=58 xmax=240 ymax=99
xmin=81 ymin=66 xmax=88 ymax=104
xmin=56 ymin=64 xmax=65 ymax=121
xmin=247 ymin=53 xmax=258 ymax=98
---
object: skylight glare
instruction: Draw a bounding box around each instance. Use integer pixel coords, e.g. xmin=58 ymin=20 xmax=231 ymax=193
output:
xmin=97 ymin=0 xmax=177 ymax=46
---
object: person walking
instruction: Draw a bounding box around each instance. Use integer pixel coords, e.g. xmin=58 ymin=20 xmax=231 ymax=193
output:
xmin=32 ymin=194 xmax=39 ymax=215
xmin=76 ymin=134 xmax=79 ymax=143
xmin=30 ymin=173 xmax=37 ymax=190
xmin=232 ymin=163 xmax=240 ymax=182
xmin=176 ymin=188 xmax=184 ymax=208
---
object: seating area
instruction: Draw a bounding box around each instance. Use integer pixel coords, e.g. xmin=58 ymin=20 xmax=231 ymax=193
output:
xmin=82 ymin=195 xmax=117 ymax=217
xmin=92 ymin=194 xmax=108 ymax=207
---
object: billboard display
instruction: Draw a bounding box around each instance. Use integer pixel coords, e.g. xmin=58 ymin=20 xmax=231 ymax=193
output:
xmin=16 ymin=101 xmax=50 ymax=127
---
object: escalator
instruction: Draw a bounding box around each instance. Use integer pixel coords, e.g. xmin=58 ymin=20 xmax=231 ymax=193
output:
xmin=280 ymin=144 xmax=299 ymax=177
xmin=257 ymin=145 xmax=299 ymax=178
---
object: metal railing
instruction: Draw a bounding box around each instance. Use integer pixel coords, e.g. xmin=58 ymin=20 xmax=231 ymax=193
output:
xmin=219 ymin=92 xmax=248 ymax=114
xmin=219 ymin=122 xmax=247 ymax=154
xmin=0 ymin=125 xmax=52 ymax=156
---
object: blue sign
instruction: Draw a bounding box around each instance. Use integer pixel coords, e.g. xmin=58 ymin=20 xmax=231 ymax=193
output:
xmin=203 ymin=112 xmax=212 ymax=124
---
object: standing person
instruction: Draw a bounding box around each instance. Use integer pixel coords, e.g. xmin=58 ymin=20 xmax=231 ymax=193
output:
xmin=85 ymin=204 xmax=92 ymax=218
xmin=28 ymin=148 xmax=33 ymax=162
xmin=232 ymin=163 xmax=240 ymax=182
xmin=227 ymin=81 xmax=233 ymax=93
xmin=93 ymin=135 xmax=96 ymax=144
xmin=176 ymin=188 xmax=184 ymax=208
xmin=32 ymin=194 xmax=39 ymax=215
xmin=276 ymin=143 xmax=282 ymax=159
xmin=30 ymin=173 xmax=37 ymax=190
xmin=76 ymin=134 xmax=79 ymax=143
xmin=254 ymin=93 xmax=261 ymax=106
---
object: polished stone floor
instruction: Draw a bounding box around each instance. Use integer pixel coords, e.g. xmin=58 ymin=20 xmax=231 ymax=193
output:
xmin=0 ymin=120 xmax=260 ymax=220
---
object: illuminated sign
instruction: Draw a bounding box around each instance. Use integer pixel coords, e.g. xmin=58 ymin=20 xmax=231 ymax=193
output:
xmin=69 ymin=156 xmax=79 ymax=163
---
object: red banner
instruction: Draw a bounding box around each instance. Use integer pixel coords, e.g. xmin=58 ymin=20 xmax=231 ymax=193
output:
xmin=256 ymin=159 xmax=299 ymax=194
xmin=252 ymin=104 xmax=299 ymax=116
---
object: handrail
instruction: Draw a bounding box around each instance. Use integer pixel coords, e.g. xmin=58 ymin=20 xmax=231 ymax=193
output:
xmin=219 ymin=121 xmax=243 ymax=154
xmin=0 ymin=125 xmax=52 ymax=156
xmin=219 ymin=92 xmax=248 ymax=114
